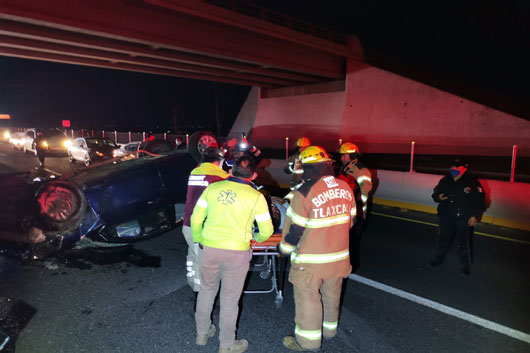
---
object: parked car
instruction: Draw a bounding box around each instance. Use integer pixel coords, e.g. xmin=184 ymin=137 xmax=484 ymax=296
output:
xmin=0 ymin=131 xmax=218 ymax=259
xmin=23 ymin=128 xmax=71 ymax=156
xmin=8 ymin=132 xmax=27 ymax=151
xmin=68 ymin=137 xmax=120 ymax=166
xmin=112 ymin=141 xmax=141 ymax=158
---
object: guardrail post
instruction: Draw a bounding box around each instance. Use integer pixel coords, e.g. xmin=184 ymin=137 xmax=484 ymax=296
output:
xmin=128 ymin=131 xmax=132 ymax=143
xmin=91 ymin=129 xmax=94 ymax=137
xmin=114 ymin=130 xmax=117 ymax=143
xmin=338 ymin=138 xmax=342 ymax=147
xmin=510 ymin=145 xmax=517 ymax=183
xmin=71 ymin=129 xmax=74 ymax=138
xmin=285 ymin=137 xmax=289 ymax=161
xmin=102 ymin=130 xmax=105 ymax=138
xmin=409 ymin=141 xmax=415 ymax=172
xmin=142 ymin=131 xmax=146 ymax=141
xmin=164 ymin=132 xmax=167 ymax=140
xmin=186 ymin=133 xmax=189 ymax=145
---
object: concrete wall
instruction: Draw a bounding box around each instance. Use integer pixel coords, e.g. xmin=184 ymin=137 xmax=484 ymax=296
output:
xmin=242 ymin=62 xmax=530 ymax=156
xmin=258 ymin=159 xmax=530 ymax=231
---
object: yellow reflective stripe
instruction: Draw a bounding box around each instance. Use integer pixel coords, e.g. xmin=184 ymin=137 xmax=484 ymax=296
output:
xmin=305 ymin=215 xmax=350 ymax=228
xmin=291 ymin=249 xmax=349 ymax=264
xmin=196 ymin=199 xmax=208 ymax=208
xmin=295 ymin=325 xmax=322 ymax=340
xmin=255 ymin=212 xmax=271 ymax=222
xmin=357 ymin=175 xmax=372 ymax=184
xmin=286 ymin=206 xmax=308 ymax=227
xmin=279 ymin=241 xmax=296 ymax=254
xmin=362 ymin=205 xmax=367 ymax=213
xmin=361 ymin=194 xmax=369 ymax=203
xmin=350 ymin=207 xmax=357 ymax=217
xmin=323 ymin=321 xmax=338 ymax=330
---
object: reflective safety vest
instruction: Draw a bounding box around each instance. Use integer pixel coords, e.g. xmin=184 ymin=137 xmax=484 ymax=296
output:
xmin=191 ymin=177 xmax=274 ymax=250
xmin=342 ymin=160 xmax=372 ymax=217
xmin=280 ymin=175 xmax=355 ymax=278
xmin=183 ymin=162 xmax=228 ymax=226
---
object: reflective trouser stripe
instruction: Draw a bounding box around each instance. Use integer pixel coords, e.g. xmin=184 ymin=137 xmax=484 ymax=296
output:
xmin=295 ymin=325 xmax=321 ymax=340
xmin=280 ymin=241 xmax=296 ymax=255
xmin=323 ymin=321 xmax=338 ymax=330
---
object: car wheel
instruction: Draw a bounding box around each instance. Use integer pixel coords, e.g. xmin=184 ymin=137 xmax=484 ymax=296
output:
xmin=188 ymin=131 xmax=218 ymax=163
xmin=138 ymin=139 xmax=174 ymax=157
xmin=35 ymin=180 xmax=87 ymax=234
xmin=69 ymin=153 xmax=75 ymax=163
xmin=84 ymin=154 xmax=91 ymax=166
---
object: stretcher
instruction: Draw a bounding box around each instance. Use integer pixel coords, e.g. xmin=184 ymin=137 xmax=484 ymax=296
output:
xmin=245 ymin=234 xmax=288 ymax=308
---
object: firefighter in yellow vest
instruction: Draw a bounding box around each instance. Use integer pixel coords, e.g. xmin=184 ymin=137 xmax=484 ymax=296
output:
xmin=191 ymin=156 xmax=274 ymax=353
xmin=284 ymin=137 xmax=311 ymax=200
xmin=280 ymin=146 xmax=356 ymax=351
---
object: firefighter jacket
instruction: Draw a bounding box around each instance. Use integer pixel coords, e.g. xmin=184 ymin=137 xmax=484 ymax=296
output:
xmin=432 ymin=172 xmax=486 ymax=220
xmin=183 ymin=162 xmax=229 ymax=227
xmin=279 ymin=175 xmax=356 ymax=278
xmin=191 ymin=177 xmax=274 ymax=251
xmin=342 ymin=159 xmax=372 ymax=217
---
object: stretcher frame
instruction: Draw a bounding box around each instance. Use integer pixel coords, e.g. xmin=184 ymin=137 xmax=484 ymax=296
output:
xmin=245 ymin=234 xmax=287 ymax=308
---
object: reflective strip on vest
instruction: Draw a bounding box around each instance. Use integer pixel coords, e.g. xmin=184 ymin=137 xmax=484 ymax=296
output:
xmin=323 ymin=321 xmax=338 ymax=330
xmin=361 ymin=194 xmax=368 ymax=203
xmin=196 ymin=198 xmax=208 ymax=208
xmin=286 ymin=206 xmax=308 ymax=226
xmin=357 ymin=175 xmax=371 ymax=184
xmin=291 ymin=249 xmax=349 ymax=264
xmin=350 ymin=207 xmax=356 ymax=217
xmin=287 ymin=207 xmax=351 ymax=229
xmin=255 ymin=212 xmax=271 ymax=222
xmin=363 ymin=205 xmax=367 ymax=213
xmin=279 ymin=241 xmax=296 ymax=254
xmin=294 ymin=169 xmax=304 ymax=174
xmin=295 ymin=325 xmax=322 ymax=341
xmin=305 ymin=214 xmax=350 ymax=228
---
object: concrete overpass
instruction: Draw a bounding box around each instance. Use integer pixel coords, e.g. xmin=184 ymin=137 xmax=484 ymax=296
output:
xmin=0 ymin=0 xmax=362 ymax=88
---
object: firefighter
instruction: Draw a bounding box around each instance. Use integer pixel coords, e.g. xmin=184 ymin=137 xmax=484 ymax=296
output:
xmin=182 ymin=147 xmax=229 ymax=292
xmin=280 ymin=146 xmax=356 ymax=351
xmin=284 ymin=137 xmax=310 ymax=200
xmin=338 ymin=142 xmax=372 ymax=272
xmin=430 ymin=158 xmax=486 ymax=276
xmin=191 ymin=156 xmax=273 ymax=353
xmin=221 ymin=135 xmax=262 ymax=169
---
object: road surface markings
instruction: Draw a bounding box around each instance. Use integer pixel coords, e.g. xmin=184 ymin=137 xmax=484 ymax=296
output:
xmin=0 ymin=152 xmax=6 ymax=156
xmin=372 ymin=211 xmax=530 ymax=245
xmin=349 ymin=274 xmax=530 ymax=344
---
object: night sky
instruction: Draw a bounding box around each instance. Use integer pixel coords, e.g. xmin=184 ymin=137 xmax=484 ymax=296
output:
xmin=1 ymin=1 xmax=528 ymax=132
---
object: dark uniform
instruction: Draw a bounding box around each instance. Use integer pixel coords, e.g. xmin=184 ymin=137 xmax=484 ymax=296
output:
xmin=35 ymin=134 xmax=46 ymax=167
xmin=431 ymin=172 xmax=486 ymax=274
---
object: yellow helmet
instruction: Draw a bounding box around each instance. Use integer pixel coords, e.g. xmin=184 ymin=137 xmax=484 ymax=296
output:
xmin=339 ymin=142 xmax=360 ymax=154
xmin=296 ymin=137 xmax=311 ymax=147
xmin=300 ymin=146 xmax=332 ymax=164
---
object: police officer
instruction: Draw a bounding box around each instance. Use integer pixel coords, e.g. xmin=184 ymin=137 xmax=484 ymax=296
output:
xmin=191 ymin=156 xmax=273 ymax=353
xmin=284 ymin=137 xmax=310 ymax=200
xmin=338 ymin=142 xmax=372 ymax=272
xmin=182 ymin=147 xmax=229 ymax=292
xmin=280 ymin=146 xmax=356 ymax=351
xmin=430 ymin=158 xmax=486 ymax=276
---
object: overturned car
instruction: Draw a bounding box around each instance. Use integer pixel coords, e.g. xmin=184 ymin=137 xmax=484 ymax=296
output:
xmin=0 ymin=131 xmax=219 ymax=259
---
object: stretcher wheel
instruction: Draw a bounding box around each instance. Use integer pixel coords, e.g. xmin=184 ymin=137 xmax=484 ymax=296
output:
xmin=259 ymin=270 xmax=271 ymax=279
xmin=275 ymin=292 xmax=283 ymax=309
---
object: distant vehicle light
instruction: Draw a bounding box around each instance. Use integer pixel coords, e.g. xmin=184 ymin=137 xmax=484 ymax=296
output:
xmin=42 ymin=141 xmax=49 ymax=148
xmin=96 ymin=151 xmax=104 ymax=157
xmin=3 ymin=131 xmax=10 ymax=139
xmin=64 ymin=140 xmax=72 ymax=148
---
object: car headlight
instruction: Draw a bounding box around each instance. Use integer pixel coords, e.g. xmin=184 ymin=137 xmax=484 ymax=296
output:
xmin=42 ymin=141 xmax=49 ymax=148
xmin=96 ymin=151 xmax=104 ymax=157
xmin=63 ymin=140 xmax=72 ymax=148
xmin=3 ymin=131 xmax=10 ymax=139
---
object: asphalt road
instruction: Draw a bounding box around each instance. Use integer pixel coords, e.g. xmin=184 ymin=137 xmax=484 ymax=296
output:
xmin=1 ymin=140 xmax=529 ymax=353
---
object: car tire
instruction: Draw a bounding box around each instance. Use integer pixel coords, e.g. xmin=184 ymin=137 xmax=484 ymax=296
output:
xmin=84 ymin=154 xmax=91 ymax=166
xmin=69 ymin=153 xmax=75 ymax=163
xmin=188 ymin=131 xmax=218 ymax=163
xmin=138 ymin=139 xmax=174 ymax=157
xmin=35 ymin=180 xmax=87 ymax=234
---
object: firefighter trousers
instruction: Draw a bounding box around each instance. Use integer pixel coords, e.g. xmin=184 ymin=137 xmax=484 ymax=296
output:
xmin=289 ymin=266 xmax=343 ymax=350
